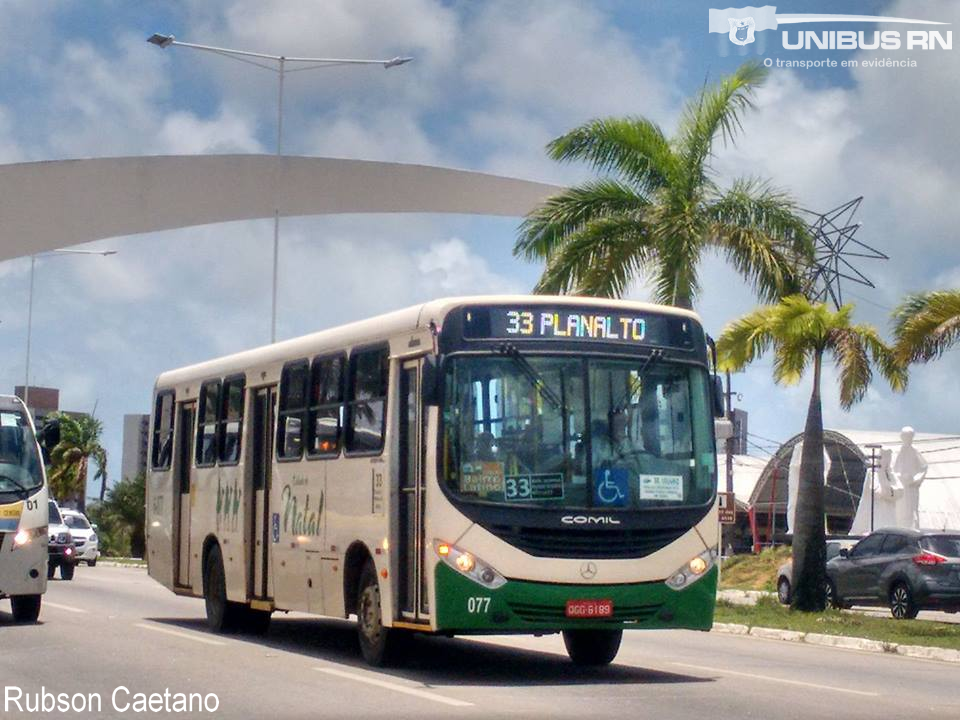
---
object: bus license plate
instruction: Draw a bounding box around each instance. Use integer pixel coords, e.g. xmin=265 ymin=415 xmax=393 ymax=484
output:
xmin=565 ymin=599 xmax=613 ymax=618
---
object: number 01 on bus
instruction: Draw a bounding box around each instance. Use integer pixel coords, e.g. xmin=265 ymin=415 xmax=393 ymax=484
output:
xmin=146 ymin=297 xmax=725 ymax=666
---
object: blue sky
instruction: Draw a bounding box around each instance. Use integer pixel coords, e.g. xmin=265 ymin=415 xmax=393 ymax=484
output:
xmin=0 ymin=0 xmax=956 ymax=494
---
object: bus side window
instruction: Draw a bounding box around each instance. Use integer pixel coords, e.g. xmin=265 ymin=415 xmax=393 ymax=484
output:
xmin=278 ymin=359 xmax=309 ymax=460
xmin=308 ymin=353 xmax=345 ymax=457
xmin=196 ymin=380 xmax=221 ymax=467
xmin=219 ymin=375 xmax=245 ymax=465
xmin=151 ymin=391 xmax=175 ymax=471
xmin=345 ymin=346 xmax=388 ymax=454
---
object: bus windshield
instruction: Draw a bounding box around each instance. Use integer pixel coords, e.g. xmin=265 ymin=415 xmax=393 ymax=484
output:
xmin=0 ymin=410 xmax=45 ymax=502
xmin=441 ymin=354 xmax=715 ymax=510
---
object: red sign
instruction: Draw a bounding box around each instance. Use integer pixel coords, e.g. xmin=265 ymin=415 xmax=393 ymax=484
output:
xmin=565 ymin=599 xmax=614 ymax=618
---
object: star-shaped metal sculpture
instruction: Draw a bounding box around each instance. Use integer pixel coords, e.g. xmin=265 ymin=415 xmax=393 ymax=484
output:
xmin=794 ymin=196 xmax=888 ymax=310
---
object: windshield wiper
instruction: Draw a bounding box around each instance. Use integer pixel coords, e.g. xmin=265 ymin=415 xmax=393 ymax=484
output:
xmin=497 ymin=344 xmax=565 ymax=412
xmin=0 ymin=473 xmax=32 ymax=498
xmin=611 ymin=349 xmax=664 ymax=413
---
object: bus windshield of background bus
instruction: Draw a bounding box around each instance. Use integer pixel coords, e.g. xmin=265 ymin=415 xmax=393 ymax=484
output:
xmin=0 ymin=411 xmax=44 ymax=501
xmin=442 ymin=355 xmax=715 ymax=510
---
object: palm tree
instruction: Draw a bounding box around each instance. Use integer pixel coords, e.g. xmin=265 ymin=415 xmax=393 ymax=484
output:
xmin=717 ymin=295 xmax=906 ymax=611
xmin=514 ymin=62 xmax=812 ymax=308
xmin=892 ymin=289 xmax=960 ymax=364
xmin=47 ymin=413 xmax=107 ymax=513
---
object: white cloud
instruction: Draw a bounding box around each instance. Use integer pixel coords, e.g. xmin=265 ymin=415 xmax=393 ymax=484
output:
xmin=158 ymin=107 xmax=263 ymax=154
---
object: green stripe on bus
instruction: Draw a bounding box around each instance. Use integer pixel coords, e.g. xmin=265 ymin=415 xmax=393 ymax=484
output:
xmin=434 ymin=562 xmax=716 ymax=633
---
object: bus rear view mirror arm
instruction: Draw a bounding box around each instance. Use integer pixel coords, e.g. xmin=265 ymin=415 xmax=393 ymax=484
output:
xmin=421 ymin=354 xmax=443 ymax=406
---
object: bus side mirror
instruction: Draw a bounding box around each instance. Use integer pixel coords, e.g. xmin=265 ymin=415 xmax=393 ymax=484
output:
xmin=38 ymin=418 xmax=61 ymax=465
xmin=712 ymin=375 xmax=726 ymax=418
xmin=422 ymin=355 xmax=443 ymax=407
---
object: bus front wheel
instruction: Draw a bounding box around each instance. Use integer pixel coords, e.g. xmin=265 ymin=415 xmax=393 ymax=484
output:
xmin=562 ymin=629 xmax=622 ymax=666
xmin=204 ymin=545 xmax=244 ymax=633
xmin=11 ymin=595 xmax=42 ymax=623
xmin=356 ymin=561 xmax=399 ymax=667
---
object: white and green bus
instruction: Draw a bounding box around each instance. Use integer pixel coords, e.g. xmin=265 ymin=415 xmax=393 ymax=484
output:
xmin=0 ymin=395 xmax=49 ymax=623
xmin=147 ymin=296 xmax=722 ymax=665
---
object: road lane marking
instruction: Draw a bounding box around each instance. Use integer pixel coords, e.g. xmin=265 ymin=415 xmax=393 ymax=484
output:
xmin=671 ymin=662 xmax=879 ymax=697
xmin=314 ymin=667 xmax=473 ymax=707
xmin=43 ymin=601 xmax=88 ymax=614
xmin=134 ymin=623 xmax=226 ymax=646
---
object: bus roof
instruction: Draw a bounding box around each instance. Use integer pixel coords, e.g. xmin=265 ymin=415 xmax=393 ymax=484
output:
xmin=155 ymin=295 xmax=703 ymax=389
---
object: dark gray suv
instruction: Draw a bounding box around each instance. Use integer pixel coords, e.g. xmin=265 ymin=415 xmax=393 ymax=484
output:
xmin=827 ymin=529 xmax=960 ymax=619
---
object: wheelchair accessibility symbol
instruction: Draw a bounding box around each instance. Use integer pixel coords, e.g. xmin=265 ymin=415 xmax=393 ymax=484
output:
xmin=593 ymin=468 xmax=629 ymax=507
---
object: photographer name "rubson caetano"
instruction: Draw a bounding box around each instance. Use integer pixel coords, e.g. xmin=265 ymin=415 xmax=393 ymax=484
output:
xmin=4 ymin=686 xmax=220 ymax=714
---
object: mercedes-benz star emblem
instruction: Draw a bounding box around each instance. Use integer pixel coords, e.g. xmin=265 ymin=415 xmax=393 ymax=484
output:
xmin=580 ymin=562 xmax=597 ymax=580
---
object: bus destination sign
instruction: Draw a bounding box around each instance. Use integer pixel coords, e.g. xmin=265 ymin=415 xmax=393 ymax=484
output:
xmin=463 ymin=306 xmax=692 ymax=347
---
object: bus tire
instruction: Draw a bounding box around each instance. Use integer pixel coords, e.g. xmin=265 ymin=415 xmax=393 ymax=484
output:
xmin=11 ymin=595 xmax=42 ymax=623
xmin=356 ymin=561 xmax=396 ymax=667
xmin=562 ymin=629 xmax=622 ymax=666
xmin=60 ymin=562 xmax=76 ymax=581
xmin=204 ymin=545 xmax=243 ymax=633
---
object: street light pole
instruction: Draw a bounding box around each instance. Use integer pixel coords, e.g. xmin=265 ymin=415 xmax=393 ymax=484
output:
xmin=23 ymin=250 xmax=116 ymax=410
xmin=147 ymin=33 xmax=412 ymax=343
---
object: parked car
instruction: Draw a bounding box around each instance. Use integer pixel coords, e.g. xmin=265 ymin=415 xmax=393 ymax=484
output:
xmin=60 ymin=508 xmax=99 ymax=567
xmin=47 ymin=499 xmax=78 ymax=580
xmin=827 ymin=529 xmax=960 ymax=619
xmin=777 ymin=538 xmax=859 ymax=604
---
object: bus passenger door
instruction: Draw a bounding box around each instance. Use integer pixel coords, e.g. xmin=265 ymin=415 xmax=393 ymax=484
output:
xmin=398 ymin=360 xmax=428 ymax=620
xmin=174 ymin=402 xmax=195 ymax=588
xmin=250 ymin=387 xmax=275 ymax=600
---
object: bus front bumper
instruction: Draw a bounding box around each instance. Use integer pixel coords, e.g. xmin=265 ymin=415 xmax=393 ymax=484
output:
xmin=0 ymin=532 xmax=48 ymax=598
xmin=433 ymin=562 xmax=717 ymax=634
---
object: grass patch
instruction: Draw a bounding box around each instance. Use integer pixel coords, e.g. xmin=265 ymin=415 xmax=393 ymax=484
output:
xmin=719 ymin=547 xmax=791 ymax=592
xmin=715 ymin=597 xmax=960 ymax=651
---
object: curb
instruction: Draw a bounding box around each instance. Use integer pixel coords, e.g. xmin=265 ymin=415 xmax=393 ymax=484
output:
xmin=96 ymin=561 xmax=147 ymax=569
xmin=711 ymin=622 xmax=960 ymax=663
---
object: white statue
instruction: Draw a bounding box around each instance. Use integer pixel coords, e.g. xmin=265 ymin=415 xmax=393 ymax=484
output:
xmin=786 ymin=441 xmax=832 ymax=534
xmin=893 ymin=426 xmax=928 ymax=530
xmin=850 ymin=448 xmax=902 ymax=533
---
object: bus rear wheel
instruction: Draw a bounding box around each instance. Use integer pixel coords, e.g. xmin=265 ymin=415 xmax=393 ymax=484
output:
xmin=562 ymin=629 xmax=622 ymax=666
xmin=11 ymin=594 xmax=42 ymax=623
xmin=204 ymin=545 xmax=244 ymax=633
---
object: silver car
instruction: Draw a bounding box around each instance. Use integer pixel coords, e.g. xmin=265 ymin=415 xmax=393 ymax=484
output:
xmin=777 ymin=538 xmax=859 ymax=604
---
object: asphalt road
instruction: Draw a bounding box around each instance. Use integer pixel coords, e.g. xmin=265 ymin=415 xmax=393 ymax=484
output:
xmin=1 ymin=566 xmax=958 ymax=720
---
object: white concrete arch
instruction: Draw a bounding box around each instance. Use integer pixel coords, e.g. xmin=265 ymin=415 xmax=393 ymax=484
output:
xmin=0 ymin=154 xmax=563 ymax=263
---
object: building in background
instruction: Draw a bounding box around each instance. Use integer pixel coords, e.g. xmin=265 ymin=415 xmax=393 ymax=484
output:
xmin=121 ymin=413 xmax=150 ymax=482
xmin=14 ymin=385 xmax=60 ymax=423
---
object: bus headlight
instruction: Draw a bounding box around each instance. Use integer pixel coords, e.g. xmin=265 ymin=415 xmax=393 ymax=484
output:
xmin=12 ymin=526 xmax=45 ymax=548
xmin=434 ymin=540 xmax=506 ymax=590
xmin=665 ymin=548 xmax=717 ymax=590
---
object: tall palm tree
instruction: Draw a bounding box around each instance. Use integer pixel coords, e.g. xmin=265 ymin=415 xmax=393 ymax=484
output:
xmin=717 ymin=296 xmax=906 ymax=611
xmin=47 ymin=413 xmax=107 ymax=513
xmin=514 ymin=62 xmax=812 ymax=308
xmin=892 ymin=289 xmax=960 ymax=364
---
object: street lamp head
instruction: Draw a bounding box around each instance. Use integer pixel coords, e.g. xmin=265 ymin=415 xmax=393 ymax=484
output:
xmin=147 ymin=33 xmax=175 ymax=49
xmin=383 ymin=56 xmax=413 ymax=69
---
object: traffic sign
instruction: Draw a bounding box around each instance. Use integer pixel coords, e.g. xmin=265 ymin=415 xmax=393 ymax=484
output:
xmin=718 ymin=492 xmax=737 ymax=524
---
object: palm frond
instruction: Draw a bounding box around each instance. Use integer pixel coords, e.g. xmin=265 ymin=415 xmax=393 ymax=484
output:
xmin=676 ymin=62 xmax=768 ymax=192
xmin=892 ymin=290 xmax=960 ymax=363
xmin=716 ymin=305 xmax=778 ymax=371
xmin=547 ymin=116 xmax=677 ymax=191
xmin=533 ymin=217 xmax=655 ymax=297
xmin=708 ymin=178 xmax=814 ymax=300
xmin=829 ymin=327 xmax=874 ymax=409
xmin=514 ymin=179 xmax=650 ymax=260
xmin=849 ymin=324 xmax=909 ymax=394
